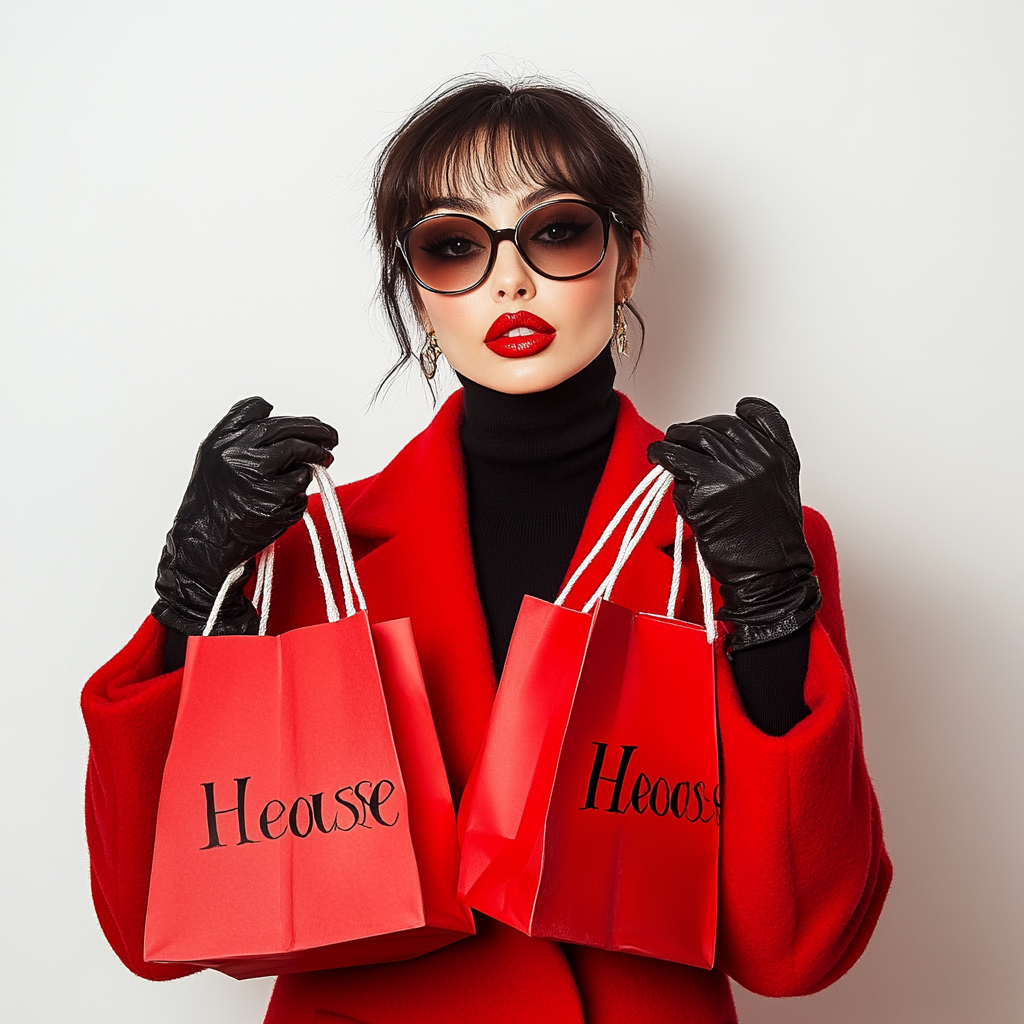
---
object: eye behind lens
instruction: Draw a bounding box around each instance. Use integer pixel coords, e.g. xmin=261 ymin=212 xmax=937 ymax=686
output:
xmin=521 ymin=202 xmax=605 ymax=278
xmin=407 ymin=215 xmax=491 ymax=291
xmin=418 ymin=235 xmax=485 ymax=257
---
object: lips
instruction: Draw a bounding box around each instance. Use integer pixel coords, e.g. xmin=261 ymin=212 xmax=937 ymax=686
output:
xmin=484 ymin=311 xmax=556 ymax=359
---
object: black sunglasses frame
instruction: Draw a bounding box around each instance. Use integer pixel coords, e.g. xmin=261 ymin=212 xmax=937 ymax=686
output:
xmin=396 ymin=199 xmax=626 ymax=295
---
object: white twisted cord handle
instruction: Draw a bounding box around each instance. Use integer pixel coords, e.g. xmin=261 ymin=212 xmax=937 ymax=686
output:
xmin=302 ymin=514 xmax=340 ymax=623
xmin=583 ymin=470 xmax=675 ymax=613
xmin=310 ymin=463 xmax=366 ymax=616
xmin=561 ymin=466 xmax=716 ymax=645
xmin=695 ymin=537 xmax=715 ymax=645
xmin=253 ymin=543 xmax=276 ymax=635
xmin=555 ymin=465 xmax=663 ymax=607
xmin=202 ymin=561 xmax=249 ymax=637
xmin=668 ymin=515 xmax=683 ymax=622
xmin=202 ymin=462 xmax=362 ymax=636
xmin=668 ymin=501 xmax=715 ymax=644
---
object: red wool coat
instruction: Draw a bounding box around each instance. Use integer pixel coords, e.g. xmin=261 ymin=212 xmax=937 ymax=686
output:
xmin=82 ymin=392 xmax=891 ymax=1024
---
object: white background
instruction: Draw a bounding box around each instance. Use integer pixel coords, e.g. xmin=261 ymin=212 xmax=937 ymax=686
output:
xmin=1 ymin=3 xmax=1021 ymax=1022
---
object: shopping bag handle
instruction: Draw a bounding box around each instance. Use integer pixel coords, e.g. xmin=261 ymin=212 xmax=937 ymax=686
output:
xmin=555 ymin=467 xmax=716 ymax=644
xmin=667 ymin=515 xmax=716 ymax=645
xmin=555 ymin=466 xmax=664 ymax=608
xmin=202 ymin=463 xmax=365 ymax=637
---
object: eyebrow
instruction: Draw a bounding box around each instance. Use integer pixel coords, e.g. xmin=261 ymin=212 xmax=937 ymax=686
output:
xmin=422 ymin=196 xmax=486 ymax=215
xmin=422 ymin=186 xmax=575 ymax=218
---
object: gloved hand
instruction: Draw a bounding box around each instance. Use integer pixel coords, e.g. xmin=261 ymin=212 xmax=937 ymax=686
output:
xmin=152 ymin=397 xmax=339 ymax=636
xmin=647 ymin=397 xmax=821 ymax=651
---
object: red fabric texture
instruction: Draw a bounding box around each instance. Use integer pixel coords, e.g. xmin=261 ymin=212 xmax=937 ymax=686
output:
xmin=81 ymin=391 xmax=890 ymax=1022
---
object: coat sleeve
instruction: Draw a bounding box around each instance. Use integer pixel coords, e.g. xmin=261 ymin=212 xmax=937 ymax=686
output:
xmin=715 ymin=507 xmax=891 ymax=995
xmin=81 ymin=614 xmax=201 ymax=980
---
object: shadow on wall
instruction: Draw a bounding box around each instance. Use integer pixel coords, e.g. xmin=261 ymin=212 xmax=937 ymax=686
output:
xmin=619 ymin=192 xmax=726 ymax=427
xmin=625 ymin=193 xmax=1023 ymax=1024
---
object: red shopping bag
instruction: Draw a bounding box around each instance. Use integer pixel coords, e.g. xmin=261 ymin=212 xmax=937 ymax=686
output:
xmin=458 ymin=468 xmax=720 ymax=969
xmin=145 ymin=467 xmax=474 ymax=979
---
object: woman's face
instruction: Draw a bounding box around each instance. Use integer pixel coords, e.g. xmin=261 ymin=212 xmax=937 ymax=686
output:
xmin=412 ymin=186 xmax=642 ymax=394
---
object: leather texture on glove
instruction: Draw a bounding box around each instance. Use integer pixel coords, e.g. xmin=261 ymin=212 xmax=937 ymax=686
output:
xmin=647 ymin=397 xmax=821 ymax=651
xmin=152 ymin=396 xmax=338 ymax=636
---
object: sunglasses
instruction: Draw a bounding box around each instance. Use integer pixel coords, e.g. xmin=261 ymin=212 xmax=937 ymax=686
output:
xmin=397 ymin=199 xmax=624 ymax=295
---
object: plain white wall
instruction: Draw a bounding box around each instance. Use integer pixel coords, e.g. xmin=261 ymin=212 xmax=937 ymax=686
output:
xmin=1 ymin=2 xmax=1021 ymax=1022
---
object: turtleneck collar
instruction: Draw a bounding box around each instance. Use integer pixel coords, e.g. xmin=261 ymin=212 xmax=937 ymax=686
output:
xmin=457 ymin=343 xmax=619 ymax=464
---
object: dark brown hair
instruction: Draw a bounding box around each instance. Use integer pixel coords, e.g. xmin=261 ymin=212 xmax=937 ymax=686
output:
xmin=371 ymin=76 xmax=650 ymax=391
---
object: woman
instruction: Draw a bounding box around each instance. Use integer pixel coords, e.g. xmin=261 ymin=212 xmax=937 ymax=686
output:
xmin=82 ymin=78 xmax=890 ymax=1024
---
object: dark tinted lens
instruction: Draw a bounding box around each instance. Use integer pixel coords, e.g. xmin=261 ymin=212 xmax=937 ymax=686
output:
xmin=519 ymin=202 xmax=606 ymax=279
xmin=405 ymin=215 xmax=492 ymax=292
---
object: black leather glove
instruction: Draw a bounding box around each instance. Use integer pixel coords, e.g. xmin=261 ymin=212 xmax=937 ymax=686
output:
xmin=647 ymin=397 xmax=821 ymax=652
xmin=152 ymin=397 xmax=338 ymax=636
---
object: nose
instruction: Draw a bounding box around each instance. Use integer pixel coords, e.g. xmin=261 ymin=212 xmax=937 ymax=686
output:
xmin=489 ymin=238 xmax=536 ymax=302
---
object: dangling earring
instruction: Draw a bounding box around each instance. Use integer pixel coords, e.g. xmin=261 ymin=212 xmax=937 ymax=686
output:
xmin=419 ymin=329 xmax=442 ymax=380
xmin=614 ymin=302 xmax=629 ymax=356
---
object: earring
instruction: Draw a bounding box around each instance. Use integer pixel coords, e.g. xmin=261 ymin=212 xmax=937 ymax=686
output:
xmin=614 ymin=302 xmax=629 ymax=356
xmin=419 ymin=329 xmax=442 ymax=380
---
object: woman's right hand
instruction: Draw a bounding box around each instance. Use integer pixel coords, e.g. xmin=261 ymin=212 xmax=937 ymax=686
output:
xmin=152 ymin=396 xmax=339 ymax=636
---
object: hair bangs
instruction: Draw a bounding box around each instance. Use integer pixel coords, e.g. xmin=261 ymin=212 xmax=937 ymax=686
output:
xmin=412 ymin=118 xmax=580 ymax=212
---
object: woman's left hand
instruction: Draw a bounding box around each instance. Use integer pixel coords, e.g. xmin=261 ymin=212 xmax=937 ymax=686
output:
xmin=647 ymin=397 xmax=821 ymax=650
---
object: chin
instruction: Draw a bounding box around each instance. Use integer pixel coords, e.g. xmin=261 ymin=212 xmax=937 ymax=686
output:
xmin=479 ymin=364 xmax=572 ymax=395
xmin=461 ymin=344 xmax=606 ymax=395
xmin=493 ymin=375 xmax=561 ymax=395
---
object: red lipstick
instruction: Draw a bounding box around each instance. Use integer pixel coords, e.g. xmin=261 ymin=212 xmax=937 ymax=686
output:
xmin=484 ymin=311 xmax=556 ymax=358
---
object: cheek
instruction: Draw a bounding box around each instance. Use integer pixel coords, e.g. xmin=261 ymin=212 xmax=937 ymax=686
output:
xmin=547 ymin=266 xmax=617 ymax=333
xmin=418 ymin=290 xmax=488 ymax=337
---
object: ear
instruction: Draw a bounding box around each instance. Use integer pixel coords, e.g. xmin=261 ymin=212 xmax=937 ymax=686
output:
xmin=616 ymin=230 xmax=643 ymax=301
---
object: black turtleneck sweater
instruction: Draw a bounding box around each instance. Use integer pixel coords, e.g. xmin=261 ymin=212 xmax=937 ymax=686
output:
xmin=458 ymin=347 xmax=620 ymax=672
xmin=459 ymin=344 xmax=810 ymax=737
